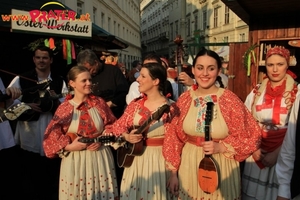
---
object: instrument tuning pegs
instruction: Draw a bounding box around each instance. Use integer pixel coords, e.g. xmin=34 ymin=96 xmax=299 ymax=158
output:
xmin=213 ymin=108 xmax=217 ymax=119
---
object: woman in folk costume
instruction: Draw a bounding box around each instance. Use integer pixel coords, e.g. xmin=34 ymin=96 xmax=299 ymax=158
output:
xmin=111 ymin=62 xmax=178 ymax=200
xmin=242 ymin=46 xmax=300 ymax=200
xmin=43 ymin=66 xmax=119 ymax=200
xmin=163 ymin=48 xmax=261 ymax=200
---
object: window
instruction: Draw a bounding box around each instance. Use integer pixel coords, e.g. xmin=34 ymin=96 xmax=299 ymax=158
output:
xmin=194 ymin=14 xmax=198 ymax=31
xmin=101 ymin=13 xmax=105 ymax=27
xmin=170 ymin=23 xmax=173 ymax=41
xmin=187 ymin=17 xmax=190 ymax=36
xmin=240 ymin=33 xmax=245 ymax=42
xmin=202 ymin=10 xmax=207 ymax=30
xmin=114 ymin=21 xmax=116 ymax=34
xmin=213 ymin=7 xmax=219 ymax=28
xmin=223 ymin=36 xmax=229 ymax=42
xmin=224 ymin=6 xmax=230 ymax=24
xmin=108 ymin=17 xmax=111 ymax=32
xmin=175 ymin=20 xmax=179 ymax=35
xmin=93 ymin=7 xmax=97 ymax=23
xmin=77 ymin=1 xmax=84 ymax=15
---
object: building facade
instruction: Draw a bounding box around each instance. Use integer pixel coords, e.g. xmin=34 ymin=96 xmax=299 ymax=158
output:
xmin=61 ymin=0 xmax=142 ymax=69
xmin=141 ymin=0 xmax=249 ymax=61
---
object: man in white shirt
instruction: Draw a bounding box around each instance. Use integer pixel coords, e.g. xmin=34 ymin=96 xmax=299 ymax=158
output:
xmin=7 ymin=46 xmax=68 ymax=200
xmin=126 ymin=72 xmax=140 ymax=105
xmin=276 ymin=98 xmax=300 ymax=200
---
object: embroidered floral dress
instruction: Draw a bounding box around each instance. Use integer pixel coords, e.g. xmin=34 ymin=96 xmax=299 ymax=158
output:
xmin=242 ymin=74 xmax=300 ymax=200
xmin=112 ymin=97 xmax=177 ymax=200
xmin=43 ymin=95 xmax=119 ymax=200
xmin=163 ymin=88 xmax=261 ymax=200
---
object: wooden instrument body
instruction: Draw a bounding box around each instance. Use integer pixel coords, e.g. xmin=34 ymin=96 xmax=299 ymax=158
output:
xmin=198 ymin=156 xmax=219 ymax=194
xmin=117 ymin=104 xmax=170 ymax=168
xmin=116 ymin=140 xmax=144 ymax=167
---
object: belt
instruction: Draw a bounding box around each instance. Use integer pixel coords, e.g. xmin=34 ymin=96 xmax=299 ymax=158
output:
xmin=186 ymin=135 xmax=220 ymax=146
xmin=143 ymin=138 xmax=164 ymax=146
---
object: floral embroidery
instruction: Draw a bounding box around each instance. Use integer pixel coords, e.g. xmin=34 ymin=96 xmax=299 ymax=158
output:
xmin=194 ymin=95 xmax=218 ymax=132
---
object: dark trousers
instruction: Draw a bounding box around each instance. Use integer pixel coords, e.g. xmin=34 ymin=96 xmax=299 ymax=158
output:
xmin=110 ymin=146 xmax=124 ymax=194
xmin=0 ymin=146 xmax=61 ymax=200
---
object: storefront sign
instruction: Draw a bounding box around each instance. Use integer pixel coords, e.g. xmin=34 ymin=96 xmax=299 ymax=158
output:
xmin=8 ymin=4 xmax=92 ymax=38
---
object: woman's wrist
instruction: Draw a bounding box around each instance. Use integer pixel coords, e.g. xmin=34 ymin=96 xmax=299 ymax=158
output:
xmin=122 ymin=133 xmax=128 ymax=141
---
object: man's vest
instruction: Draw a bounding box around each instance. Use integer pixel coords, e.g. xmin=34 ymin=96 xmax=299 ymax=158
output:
xmin=19 ymin=69 xmax=64 ymax=121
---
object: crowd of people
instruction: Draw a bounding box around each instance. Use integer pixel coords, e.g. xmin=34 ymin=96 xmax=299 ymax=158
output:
xmin=0 ymin=45 xmax=299 ymax=200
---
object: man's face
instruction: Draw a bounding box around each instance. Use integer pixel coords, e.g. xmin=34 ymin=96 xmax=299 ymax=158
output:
xmin=82 ymin=61 xmax=100 ymax=76
xmin=136 ymin=62 xmax=142 ymax=70
xmin=33 ymin=50 xmax=53 ymax=71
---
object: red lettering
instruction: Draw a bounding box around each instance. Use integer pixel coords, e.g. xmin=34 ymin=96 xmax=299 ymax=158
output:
xmin=29 ymin=10 xmax=40 ymax=22
xmin=61 ymin=11 xmax=67 ymax=20
xmin=11 ymin=15 xmax=20 ymax=21
xmin=38 ymin=11 xmax=47 ymax=22
xmin=20 ymin=15 xmax=29 ymax=21
xmin=1 ymin=15 xmax=11 ymax=21
xmin=47 ymin=10 xmax=57 ymax=20
xmin=54 ymin=10 xmax=63 ymax=20
xmin=68 ymin=11 xmax=76 ymax=21
xmin=29 ymin=9 xmax=80 ymax=22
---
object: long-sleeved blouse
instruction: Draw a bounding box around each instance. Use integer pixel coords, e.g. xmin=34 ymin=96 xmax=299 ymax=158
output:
xmin=112 ymin=97 xmax=178 ymax=135
xmin=163 ymin=88 xmax=261 ymax=170
xmin=43 ymin=95 xmax=116 ymax=158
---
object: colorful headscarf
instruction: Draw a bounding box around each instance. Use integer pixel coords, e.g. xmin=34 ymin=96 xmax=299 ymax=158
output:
xmin=266 ymin=46 xmax=290 ymax=65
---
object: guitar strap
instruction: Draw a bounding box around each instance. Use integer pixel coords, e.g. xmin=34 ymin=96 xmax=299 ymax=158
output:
xmin=141 ymin=102 xmax=170 ymax=138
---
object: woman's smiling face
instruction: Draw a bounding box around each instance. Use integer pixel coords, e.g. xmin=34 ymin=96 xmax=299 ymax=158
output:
xmin=192 ymin=54 xmax=220 ymax=90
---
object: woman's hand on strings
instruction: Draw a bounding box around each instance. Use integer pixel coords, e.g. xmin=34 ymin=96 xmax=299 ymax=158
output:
xmin=123 ymin=129 xmax=143 ymax=144
xmin=65 ymin=137 xmax=87 ymax=151
xmin=86 ymin=142 xmax=101 ymax=151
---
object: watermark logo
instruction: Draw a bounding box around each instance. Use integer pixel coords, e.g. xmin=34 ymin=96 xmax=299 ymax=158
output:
xmin=2 ymin=2 xmax=92 ymax=37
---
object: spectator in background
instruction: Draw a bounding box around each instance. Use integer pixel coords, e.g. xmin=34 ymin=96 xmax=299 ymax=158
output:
xmin=77 ymin=49 xmax=128 ymax=119
xmin=216 ymin=73 xmax=228 ymax=89
xmin=118 ymin=63 xmax=128 ymax=79
xmin=127 ymin=60 xmax=142 ymax=85
xmin=161 ymin=57 xmax=179 ymax=101
xmin=126 ymin=72 xmax=140 ymax=105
